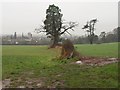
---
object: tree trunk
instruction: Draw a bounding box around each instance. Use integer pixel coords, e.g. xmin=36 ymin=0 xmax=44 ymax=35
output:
xmin=53 ymin=36 xmax=59 ymax=46
xmin=90 ymin=40 xmax=93 ymax=44
xmin=49 ymin=35 xmax=59 ymax=48
xmin=89 ymin=36 xmax=93 ymax=44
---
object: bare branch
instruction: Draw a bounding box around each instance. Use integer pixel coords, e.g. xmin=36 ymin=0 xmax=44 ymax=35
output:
xmin=66 ymin=31 xmax=72 ymax=35
xmin=82 ymin=23 xmax=89 ymax=29
xmin=34 ymin=25 xmax=46 ymax=33
xmin=60 ymin=22 xmax=78 ymax=35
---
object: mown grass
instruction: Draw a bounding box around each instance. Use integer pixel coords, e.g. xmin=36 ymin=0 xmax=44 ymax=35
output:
xmin=75 ymin=43 xmax=118 ymax=58
xmin=2 ymin=43 xmax=119 ymax=88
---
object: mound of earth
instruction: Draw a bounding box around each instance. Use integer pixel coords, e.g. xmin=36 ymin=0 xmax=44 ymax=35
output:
xmin=76 ymin=56 xmax=119 ymax=66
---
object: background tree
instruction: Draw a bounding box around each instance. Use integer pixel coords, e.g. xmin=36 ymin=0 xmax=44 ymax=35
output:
xmin=99 ymin=31 xmax=106 ymax=43
xmin=105 ymin=34 xmax=116 ymax=43
xmin=22 ymin=32 xmax=24 ymax=39
xmin=82 ymin=19 xmax=98 ymax=44
xmin=118 ymin=27 xmax=120 ymax=42
xmin=14 ymin=32 xmax=17 ymax=39
xmin=113 ymin=27 xmax=119 ymax=42
xmin=35 ymin=4 xmax=78 ymax=48
xmin=93 ymin=35 xmax=99 ymax=43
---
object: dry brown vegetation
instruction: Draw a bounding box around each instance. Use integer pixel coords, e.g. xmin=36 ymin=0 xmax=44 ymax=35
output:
xmin=60 ymin=39 xmax=80 ymax=59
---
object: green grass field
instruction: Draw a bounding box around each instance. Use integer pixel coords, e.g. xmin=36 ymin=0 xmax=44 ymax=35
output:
xmin=2 ymin=43 xmax=119 ymax=88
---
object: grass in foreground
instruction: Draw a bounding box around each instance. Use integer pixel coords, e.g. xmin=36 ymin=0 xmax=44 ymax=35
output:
xmin=2 ymin=43 xmax=118 ymax=88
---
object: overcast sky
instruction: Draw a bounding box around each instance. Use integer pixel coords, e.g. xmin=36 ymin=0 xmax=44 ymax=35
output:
xmin=1 ymin=1 xmax=118 ymax=36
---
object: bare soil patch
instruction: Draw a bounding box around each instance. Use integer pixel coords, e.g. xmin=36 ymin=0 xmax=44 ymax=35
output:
xmin=79 ymin=56 xmax=119 ymax=66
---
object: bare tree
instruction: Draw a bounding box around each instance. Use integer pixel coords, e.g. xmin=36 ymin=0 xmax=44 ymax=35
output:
xmin=82 ymin=19 xmax=98 ymax=44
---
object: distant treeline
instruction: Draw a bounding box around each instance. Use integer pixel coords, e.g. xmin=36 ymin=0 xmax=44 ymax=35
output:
xmin=71 ymin=27 xmax=119 ymax=44
xmin=54 ymin=27 xmax=119 ymax=44
xmin=1 ymin=27 xmax=119 ymax=45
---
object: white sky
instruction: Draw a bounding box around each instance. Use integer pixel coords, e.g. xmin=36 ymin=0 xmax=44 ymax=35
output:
xmin=1 ymin=0 xmax=118 ymax=36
